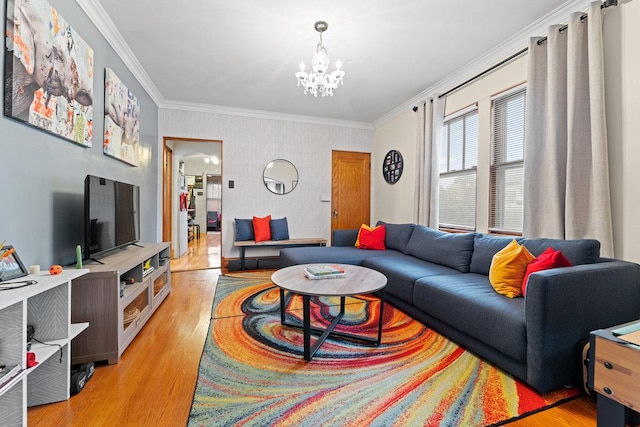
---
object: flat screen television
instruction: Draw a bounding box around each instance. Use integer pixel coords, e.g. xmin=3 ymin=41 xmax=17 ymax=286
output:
xmin=84 ymin=175 xmax=140 ymax=260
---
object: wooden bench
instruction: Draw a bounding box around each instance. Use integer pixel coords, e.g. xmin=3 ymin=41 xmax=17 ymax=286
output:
xmin=234 ymin=238 xmax=327 ymax=270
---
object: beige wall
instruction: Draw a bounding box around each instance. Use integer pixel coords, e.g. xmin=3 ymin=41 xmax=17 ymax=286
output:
xmin=372 ymin=110 xmax=418 ymax=223
xmin=373 ymin=2 xmax=640 ymax=262
xmin=444 ymin=58 xmax=526 ymax=233
xmin=605 ymin=2 xmax=640 ymax=262
xmin=373 ymin=59 xmax=526 ymax=233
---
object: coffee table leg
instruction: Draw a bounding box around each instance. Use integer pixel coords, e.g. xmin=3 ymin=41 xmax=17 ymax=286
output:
xmin=303 ymin=294 xmax=311 ymax=361
xmin=279 ymin=288 xmax=286 ymax=324
xmin=376 ymin=288 xmax=385 ymax=345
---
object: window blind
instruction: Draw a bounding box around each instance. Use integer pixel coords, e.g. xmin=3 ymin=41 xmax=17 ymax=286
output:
xmin=490 ymin=88 xmax=526 ymax=233
xmin=439 ymin=109 xmax=478 ymax=230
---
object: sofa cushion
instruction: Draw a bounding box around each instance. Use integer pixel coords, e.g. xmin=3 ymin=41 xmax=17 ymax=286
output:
xmin=489 ymin=240 xmax=535 ymax=298
xmin=405 ymin=225 xmax=475 ymax=273
xmin=364 ymin=255 xmax=461 ymax=304
xmin=234 ymin=218 xmax=255 ymax=241
xmin=470 ymin=234 xmax=522 ymax=276
xmin=376 ymin=221 xmax=416 ymax=253
xmin=356 ymin=224 xmax=386 ymax=250
xmin=332 ymin=229 xmax=358 ymax=247
xmin=253 ymin=215 xmax=272 ymax=242
xmin=519 ymin=237 xmax=600 ymax=265
xmin=279 ymin=246 xmax=399 ymax=268
xmin=270 ymin=217 xmax=289 ymax=241
xmin=522 ymin=248 xmax=572 ymax=296
xmin=413 ymin=273 xmax=527 ymax=363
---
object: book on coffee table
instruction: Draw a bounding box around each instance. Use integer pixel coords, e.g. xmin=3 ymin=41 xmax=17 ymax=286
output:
xmin=304 ymin=265 xmax=346 ymax=280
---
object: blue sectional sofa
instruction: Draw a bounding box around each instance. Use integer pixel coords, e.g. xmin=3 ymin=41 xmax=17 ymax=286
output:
xmin=279 ymin=222 xmax=640 ymax=393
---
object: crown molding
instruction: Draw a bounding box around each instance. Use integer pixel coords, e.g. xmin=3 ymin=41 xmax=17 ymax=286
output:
xmin=372 ymin=0 xmax=592 ymax=129
xmin=160 ymin=100 xmax=374 ymax=130
xmin=76 ymin=0 xmax=165 ymax=106
xmin=77 ymin=0 xmax=592 ymax=131
xmin=77 ymin=0 xmax=372 ymax=130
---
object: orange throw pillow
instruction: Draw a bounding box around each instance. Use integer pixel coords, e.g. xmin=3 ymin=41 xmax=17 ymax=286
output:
xmin=489 ymin=240 xmax=535 ymax=298
xmin=355 ymin=224 xmax=386 ymax=250
xmin=252 ymin=215 xmax=272 ymax=242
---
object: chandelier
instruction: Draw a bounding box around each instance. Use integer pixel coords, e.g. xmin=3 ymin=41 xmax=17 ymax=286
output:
xmin=295 ymin=21 xmax=345 ymax=97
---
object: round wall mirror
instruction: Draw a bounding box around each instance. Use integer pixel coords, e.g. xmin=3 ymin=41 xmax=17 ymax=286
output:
xmin=263 ymin=159 xmax=299 ymax=195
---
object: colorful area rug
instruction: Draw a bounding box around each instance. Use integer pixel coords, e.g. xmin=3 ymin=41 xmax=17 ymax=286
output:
xmin=188 ymin=272 xmax=579 ymax=426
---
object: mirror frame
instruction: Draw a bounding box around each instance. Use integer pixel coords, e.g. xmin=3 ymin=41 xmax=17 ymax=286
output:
xmin=263 ymin=159 xmax=299 ymax=195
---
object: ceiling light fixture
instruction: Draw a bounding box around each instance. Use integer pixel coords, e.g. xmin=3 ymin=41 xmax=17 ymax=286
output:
xmin=295 ymin=21 xmax=345 ymax=97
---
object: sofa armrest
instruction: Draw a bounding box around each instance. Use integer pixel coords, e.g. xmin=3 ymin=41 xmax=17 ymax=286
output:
xmin=525 ymin=260 xmax=640 ymax=392
xmin=332 ymin=229 xmax=358 ymax=247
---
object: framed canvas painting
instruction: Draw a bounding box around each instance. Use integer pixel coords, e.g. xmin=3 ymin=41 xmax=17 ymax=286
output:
xmin=104 ymin=68 xmax=140 ymax=166
xmin=4 ymin=0 xmax=94 ymax=146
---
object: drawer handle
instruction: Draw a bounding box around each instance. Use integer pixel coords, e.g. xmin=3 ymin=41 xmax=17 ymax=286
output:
xmin=604 ymin=362 xmax=613 ymax=370
xmin=603 ymin=387 xmax=613 ymax=395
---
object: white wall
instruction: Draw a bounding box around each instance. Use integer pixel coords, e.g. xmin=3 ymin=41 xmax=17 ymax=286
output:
xmin=159 ymin=109 xmax=373 ymax=259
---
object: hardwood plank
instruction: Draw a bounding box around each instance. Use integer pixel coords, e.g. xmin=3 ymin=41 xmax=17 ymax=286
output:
xmin=170 ymin=232 xmax=221 ymax=272
xmin=28 ymin=265 xmax=219 ymax=426
xmin=27 ymin=234 xmax=598 ymax=426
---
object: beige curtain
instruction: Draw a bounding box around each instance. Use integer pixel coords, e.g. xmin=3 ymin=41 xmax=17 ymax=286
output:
xmin=414 ymin=98 xmax=445 ymax=228
xmin=523 ymin=1 xmax=613 ymax=256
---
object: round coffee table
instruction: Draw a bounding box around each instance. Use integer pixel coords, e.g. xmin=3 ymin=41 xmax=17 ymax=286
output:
xmin=271 ymin=264 xmax=387 ymax=360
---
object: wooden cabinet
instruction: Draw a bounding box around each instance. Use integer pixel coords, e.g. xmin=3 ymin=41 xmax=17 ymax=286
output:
xmin=591 ymin=322 xmax=640 ymax=426
xmin=0 ymin=269 xmax=89 ymax=426
xmin=70 ymin=243 xmax=171 ymax=365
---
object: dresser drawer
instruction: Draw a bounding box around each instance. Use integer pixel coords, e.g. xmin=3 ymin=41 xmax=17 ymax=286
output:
xmin=593 ymin=336 xmax=640 ymax=410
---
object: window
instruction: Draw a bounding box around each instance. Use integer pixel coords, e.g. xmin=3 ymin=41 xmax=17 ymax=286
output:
xmin=490 ymin=88 xmax=526 ymax=233
xmin=439 ymin=108 xmax=478 ymax=230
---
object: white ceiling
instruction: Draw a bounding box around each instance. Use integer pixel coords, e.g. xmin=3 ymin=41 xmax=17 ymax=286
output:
xmin=93 ymin=0 xmax=574 ymax=124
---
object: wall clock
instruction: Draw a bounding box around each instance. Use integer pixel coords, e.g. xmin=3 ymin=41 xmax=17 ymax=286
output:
xmin=383 ymin=150 xmax=403 ymax=184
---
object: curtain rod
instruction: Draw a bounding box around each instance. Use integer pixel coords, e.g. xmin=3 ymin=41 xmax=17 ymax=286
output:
xmin=438 ymin=0 xmax=617 ymax=99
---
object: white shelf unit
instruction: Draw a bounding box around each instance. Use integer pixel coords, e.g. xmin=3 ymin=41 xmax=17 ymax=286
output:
xmin=0 ymin=269 xmax=89 ymax=426
xmin=70 ymin=243 xmax=171 ymax=365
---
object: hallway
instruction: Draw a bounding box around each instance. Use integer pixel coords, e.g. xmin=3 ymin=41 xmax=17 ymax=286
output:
xmin=170 ymin=231 xmax=221 ymax=272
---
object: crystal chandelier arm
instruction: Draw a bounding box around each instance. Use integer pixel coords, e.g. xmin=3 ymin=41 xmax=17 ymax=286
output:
xmin=295 ymin=20 xmax=345 ymax=97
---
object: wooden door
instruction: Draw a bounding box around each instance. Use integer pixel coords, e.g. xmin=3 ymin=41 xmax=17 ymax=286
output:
xmin=162 ymin=143 xmax=173 ymax=255
xmin=331 ymin=150 xmax=371 ymax=239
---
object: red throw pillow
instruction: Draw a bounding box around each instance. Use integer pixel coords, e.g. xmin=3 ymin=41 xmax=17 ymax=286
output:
xmin=357 ymin=224 xmax=386 ymax=250
xmin=252 ymin=215 xmax=272 ymax=242
xmin=522 ymin=247 xmax=573 ymax=296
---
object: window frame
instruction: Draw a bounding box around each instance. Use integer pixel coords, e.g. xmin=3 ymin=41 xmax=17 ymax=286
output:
xmin=438 ymin=105 xmax=479 ymax=232
xmin=489 ymin=86 xmax=526 ymax=235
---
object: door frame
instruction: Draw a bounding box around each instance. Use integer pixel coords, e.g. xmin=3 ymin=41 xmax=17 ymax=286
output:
xmin=162 ymin=136 xmax=223 ymax=259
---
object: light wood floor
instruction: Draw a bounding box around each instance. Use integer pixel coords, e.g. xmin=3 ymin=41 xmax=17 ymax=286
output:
xmin=27 ymin=235 xmax=598 ymax=426
xmin=170 ymin=232 xmax=221 ymax=272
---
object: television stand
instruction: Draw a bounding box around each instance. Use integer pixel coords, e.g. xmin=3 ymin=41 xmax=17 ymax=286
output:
xmin=70 ymin=242 xmax=171 ymax=365
xmin=132 ymin=243 xmax=144 ymax=248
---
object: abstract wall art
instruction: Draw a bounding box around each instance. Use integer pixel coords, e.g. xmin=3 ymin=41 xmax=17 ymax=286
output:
xmin=104 ymin=68 xmax=140 ymax=166
xmin=4 ymin=0 xmax=94 ymax=146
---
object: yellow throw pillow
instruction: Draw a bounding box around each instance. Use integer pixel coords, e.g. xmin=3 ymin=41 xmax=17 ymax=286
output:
xmin=489 ymin=240 xmax=535 ymax=298
xmin=355 ymin=224 xmax=372 ymax=248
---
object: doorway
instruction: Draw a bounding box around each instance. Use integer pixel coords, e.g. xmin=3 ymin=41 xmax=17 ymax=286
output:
xmin=162 ymin=137 xmax=223 ymax=271
xmin=331 ymin=150 xmax=371 ymax=240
